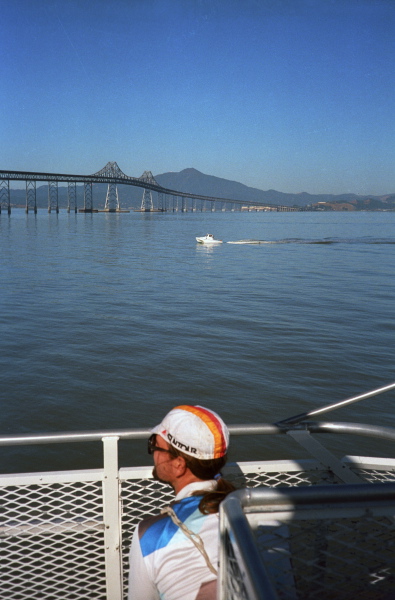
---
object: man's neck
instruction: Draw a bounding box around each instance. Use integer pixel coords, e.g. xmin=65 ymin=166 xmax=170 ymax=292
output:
xmin=172 ymin=473 xmax=206 ymax=496
xmin=174 ymin=479 xmax=216 ymax=501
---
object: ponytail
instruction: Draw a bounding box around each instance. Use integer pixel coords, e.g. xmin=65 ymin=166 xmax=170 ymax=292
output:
xmin=197 ymin=476 xmax=236 ymax=514
xmin=171 ymin=451 xmax=236 ymax=514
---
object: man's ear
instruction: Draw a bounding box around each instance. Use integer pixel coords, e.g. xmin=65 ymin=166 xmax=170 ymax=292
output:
xmin=173 ymin=455 xmax=188 ymax=476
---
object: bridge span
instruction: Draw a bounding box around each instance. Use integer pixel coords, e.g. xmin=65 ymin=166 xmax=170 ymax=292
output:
xmin=0 ymin=161 xmax=285 ymax=214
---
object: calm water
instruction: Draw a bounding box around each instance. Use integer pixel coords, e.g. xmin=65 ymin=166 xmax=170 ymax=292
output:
xmin=1 ymin=209 xmax=394 ymax=472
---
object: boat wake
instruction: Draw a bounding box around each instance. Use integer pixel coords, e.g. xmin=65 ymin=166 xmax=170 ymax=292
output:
xmin=227 ymin=240 xmax=276 ymax=244
xmin=227 ymin=238 xmax=395 ymax=245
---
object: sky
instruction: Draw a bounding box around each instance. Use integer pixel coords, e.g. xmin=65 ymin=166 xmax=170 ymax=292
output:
xmin=1 ymin=0 xmax=394 ymax=195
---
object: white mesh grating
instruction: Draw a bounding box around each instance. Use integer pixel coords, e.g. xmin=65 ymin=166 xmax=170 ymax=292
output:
xmin=222 ymin=528 xmax=250 ymax=600
xmin=218 ymin=462 xmax=395 ymax=600
xmin=353 ymin=468 xmax=395 ymax=483
xmin=120 ymin=475 xmax=175 ymax=599
xmin=1 ymin=456 xmax=394 ymax=599
xmin=255 ymin=512 xmax=395 ymax=599
xmin=0 ymin=480 xmax=106 ymax=599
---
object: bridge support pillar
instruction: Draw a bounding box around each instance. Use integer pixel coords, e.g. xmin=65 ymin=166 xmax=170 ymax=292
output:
xmin=67 ymin=182 xmax=78 ymax=213
xmin=140 ymin=188 xmax=154 ymax=211
xmin=48 ymin=181 xmax=59 ymax=213
xmin=157 ymin=192 xmax=165 ymax=211
xmin=104 ymin=183 xmax=120 ymax=211
xmin=0 ymin=179 xmax=11 ymax=214
xmin=81 ymin=182 xmax=93 ymax=212
xmin=26 ymin=180 xmax=37 ymax=214
xmin=138 ymin=171 xmax=160 ymax=211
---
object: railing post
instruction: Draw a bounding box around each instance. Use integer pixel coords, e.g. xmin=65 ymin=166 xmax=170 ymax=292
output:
xmin=102 ymin=436 xmax=123 ymax=600
xmin=218 ymin=504 xmax=228 ymax=600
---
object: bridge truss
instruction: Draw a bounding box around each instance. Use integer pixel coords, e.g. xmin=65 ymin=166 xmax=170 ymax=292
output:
xmin=0 ymin=162 xmax=277 ymax=213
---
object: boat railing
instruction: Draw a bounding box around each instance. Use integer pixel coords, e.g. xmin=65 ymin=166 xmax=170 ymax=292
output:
xmin=219 ymin=482 xmax=395 ymax=600
xmin=1 ymin=422 xmax=395 ymax=599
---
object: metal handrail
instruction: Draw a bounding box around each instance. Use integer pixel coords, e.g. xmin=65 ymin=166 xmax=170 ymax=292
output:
xmin=2 ymin=422 xmax=395 ymax=600
xmin=0 ymin=421 xmax=394 ymax=447
xmin=220 ymin=481 xmax=395 ymax=600
xmin=0 ymin=428 xmax=151 ymax=446
xmin=219 ymin=493 xmax=278 ymax=600
xmin=226 ymin=480 xmax=395 ymax=511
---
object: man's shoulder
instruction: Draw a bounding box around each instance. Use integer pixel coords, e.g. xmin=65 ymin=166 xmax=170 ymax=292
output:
xmin=138 ymin=494 xmax=202 ymax=538
xmin=138 ymin=511 xmax=169 ymax=539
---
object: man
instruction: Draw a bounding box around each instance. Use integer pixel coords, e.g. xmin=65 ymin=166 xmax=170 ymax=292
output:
xmin=128 ymin=405 xmax=234 ymax=600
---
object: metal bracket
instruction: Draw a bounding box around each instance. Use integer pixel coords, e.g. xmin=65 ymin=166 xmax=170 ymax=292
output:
xmin=286 ymin=429 xmax=363 ymax=484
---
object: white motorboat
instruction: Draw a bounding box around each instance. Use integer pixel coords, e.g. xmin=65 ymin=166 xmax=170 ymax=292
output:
xmin=196 ymin=233 xmax=223 ymax=244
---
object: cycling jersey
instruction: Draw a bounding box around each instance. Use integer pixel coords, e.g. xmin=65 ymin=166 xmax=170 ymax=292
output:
xmin=128 ymin=480 xmax=218 ymax=600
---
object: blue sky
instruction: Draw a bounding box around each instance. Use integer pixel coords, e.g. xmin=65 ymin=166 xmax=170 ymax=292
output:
xmin=1 ymin=0 xmax=394 ymax=195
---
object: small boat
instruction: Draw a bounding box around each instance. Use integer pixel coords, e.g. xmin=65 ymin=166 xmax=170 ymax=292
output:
xmin=196 ymin=233 xmax=223 ymax=244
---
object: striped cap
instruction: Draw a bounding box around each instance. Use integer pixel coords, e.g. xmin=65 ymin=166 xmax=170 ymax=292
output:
xmin=151 ymin=405 xmax=229 ymax=460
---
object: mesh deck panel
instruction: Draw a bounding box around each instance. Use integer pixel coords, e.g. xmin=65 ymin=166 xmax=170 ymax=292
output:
xmin=1 ymin=459 xmax=394 ymax=599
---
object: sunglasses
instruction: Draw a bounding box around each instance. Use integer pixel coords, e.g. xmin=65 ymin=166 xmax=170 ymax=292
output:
xmin=148 ymin=434 xmax=175 ymax=456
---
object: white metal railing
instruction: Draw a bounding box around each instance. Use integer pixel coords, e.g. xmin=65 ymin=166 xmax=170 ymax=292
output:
xmin=1 ymin=423 xmax=395 ymax=599
xmin=219 ymin=482 xmax=395 ymax=600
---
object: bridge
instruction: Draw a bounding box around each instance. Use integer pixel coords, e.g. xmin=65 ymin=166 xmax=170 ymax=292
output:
xmin=0 ymin=162 xmax=290 ymax=214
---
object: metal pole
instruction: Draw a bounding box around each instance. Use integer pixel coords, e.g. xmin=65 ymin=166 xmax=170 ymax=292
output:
xmin=220 ymin=493 xmax=278 ymax=600
xmin=102 ymin=436 xmax=123 ymax=600
xmin=276 ymin=382 xmax=395 ymax=426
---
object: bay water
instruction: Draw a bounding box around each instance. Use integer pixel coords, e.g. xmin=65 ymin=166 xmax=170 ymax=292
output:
xmin=1 ymin=209 xmax=394 ymax=473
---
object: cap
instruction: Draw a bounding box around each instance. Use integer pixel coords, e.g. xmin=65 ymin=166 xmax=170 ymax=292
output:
xmin=151 ymin=405 xmax=229 ymax=460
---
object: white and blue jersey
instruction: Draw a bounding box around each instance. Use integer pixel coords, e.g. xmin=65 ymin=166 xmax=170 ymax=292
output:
xmin=128 ymin=481 xmax=218 ymax=600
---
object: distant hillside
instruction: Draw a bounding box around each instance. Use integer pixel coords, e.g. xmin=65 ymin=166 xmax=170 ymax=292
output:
xmin=311 ymin=195 xmax=395 ymax=211
xmin=7 ymin=168 xmax=395 ymax=210
xmin=156 ymin=168 xmax=394 ymax=209
xmin=157 ymin=168 xmax=307 ymax=206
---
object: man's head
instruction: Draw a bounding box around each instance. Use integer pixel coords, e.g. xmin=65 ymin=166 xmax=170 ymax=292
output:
xmin=148 ymin=405 xmax=229 ymax=492
xmin=151 ymin=405 xmax=229 ymax=460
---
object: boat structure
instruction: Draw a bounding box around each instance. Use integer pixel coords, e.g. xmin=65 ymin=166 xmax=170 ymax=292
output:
xmin=196 ymin=233 xmax=223 ymax=244
xmin=1 ymin=383 xmax=395 ymax=599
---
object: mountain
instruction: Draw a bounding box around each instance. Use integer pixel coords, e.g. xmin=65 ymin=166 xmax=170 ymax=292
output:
xmin=156 ymin=168 xmax=395 ymax=209
xmin=157 ymin=168 xmax=304 ymax=205
xmin=6 ymin=168 xmax=395 ymax=210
